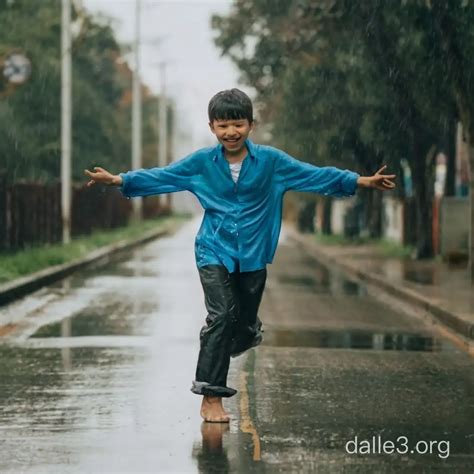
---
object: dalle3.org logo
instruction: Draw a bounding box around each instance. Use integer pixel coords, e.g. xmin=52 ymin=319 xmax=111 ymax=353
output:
xmin=345 ymin=435 xmax=450 ymax=459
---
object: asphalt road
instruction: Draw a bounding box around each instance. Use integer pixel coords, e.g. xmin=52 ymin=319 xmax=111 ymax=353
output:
xmin=0 ymin=217 xmax=472 ymax=473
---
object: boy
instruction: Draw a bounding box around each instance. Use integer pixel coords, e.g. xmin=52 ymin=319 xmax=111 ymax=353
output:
xmin=85 ymin=88 xmax=396 ymax=423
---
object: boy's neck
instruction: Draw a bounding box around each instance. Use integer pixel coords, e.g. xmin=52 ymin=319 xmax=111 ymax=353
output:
xmin=224 ymin=144 xmax=248 ymax=164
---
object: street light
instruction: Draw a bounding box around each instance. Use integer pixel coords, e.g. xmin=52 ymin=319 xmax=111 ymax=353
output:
xmin=131 ymin=0 xmax=143 ymax=222
xmin=156 ymin=62 xmax=172 ymax=210
xmin=61 ymin=0 xmax=72 ymax=244
xmin=158 ymin=62 xmax=168 ymax=170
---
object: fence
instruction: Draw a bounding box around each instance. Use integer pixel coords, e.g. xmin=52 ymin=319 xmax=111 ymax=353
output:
xmin=0 ymin=173 xmax=164 ymax=251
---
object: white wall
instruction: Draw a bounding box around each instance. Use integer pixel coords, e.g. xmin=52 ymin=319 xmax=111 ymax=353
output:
xmin=440 ymin=197 xmax=469 ymax=255
xmin=383 ymin=196 xmax=404 ymax=244
xmin=330 ymin=198 xmax=355 ymax=235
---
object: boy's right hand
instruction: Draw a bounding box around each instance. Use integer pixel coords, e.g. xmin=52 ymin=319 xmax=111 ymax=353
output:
xmin=84 ymin=167 xmax=122 ymax=187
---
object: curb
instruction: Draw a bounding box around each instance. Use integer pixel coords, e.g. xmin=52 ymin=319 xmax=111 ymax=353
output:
xmin=288 ymin=229 xmax=474 ymax=342
xmin=0 ymin=219 xmax=183 ymax=308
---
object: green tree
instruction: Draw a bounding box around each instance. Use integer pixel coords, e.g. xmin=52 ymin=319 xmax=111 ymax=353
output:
xmin=428 ymin=0 xmax=474 ymax=278
xmin=212 ymin=0 xmax=458 ymax=258
xmin=0 ymin=0 xmax=159 ymax=183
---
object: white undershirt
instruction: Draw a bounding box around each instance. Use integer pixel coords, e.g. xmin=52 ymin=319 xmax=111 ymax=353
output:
xmin=229 ymin=161 xmax=243 ymax=183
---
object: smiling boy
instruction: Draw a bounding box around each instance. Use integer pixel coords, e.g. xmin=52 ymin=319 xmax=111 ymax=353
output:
xmin=85 ymin=88 xmax=395 ymax=423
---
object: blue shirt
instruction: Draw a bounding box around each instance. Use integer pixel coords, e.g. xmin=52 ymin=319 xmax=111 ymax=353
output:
xmin=119 ymin=139 xmax=359 ymax=273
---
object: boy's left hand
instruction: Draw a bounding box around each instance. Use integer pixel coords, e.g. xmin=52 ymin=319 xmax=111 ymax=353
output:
xmin=357 ymin=165 xmax=396 ymax=191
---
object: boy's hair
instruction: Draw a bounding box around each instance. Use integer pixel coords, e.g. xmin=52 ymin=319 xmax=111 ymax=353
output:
xmin=208 ymin=88 xmax=253 ymax=123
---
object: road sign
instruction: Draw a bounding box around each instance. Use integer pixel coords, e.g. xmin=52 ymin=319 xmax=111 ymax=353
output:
xmin=3 ymin=53 xmax=31 ymax=85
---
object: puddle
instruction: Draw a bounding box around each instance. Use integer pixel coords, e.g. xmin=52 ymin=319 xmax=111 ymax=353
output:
xmin=278 ymin=275 xmax=318 ymax=287
xmin=94 ymin=266 xmax=157 ymax=278
xmin=30 ymin=300 xmax=156 ymax=338
xmin=340 ymin=279 xmax=362 ymax=295
xmin=48 ymin=258 xmax=159 ymax=291
xmin=262 ymin=328 xmax=452 ymax=352
xmin=20 ymin=335 xmax=151 ymax=349
xmin=402 ymin=268 xmax=437 ymax=285
xmin=277 ymin=274 xmax=364 ymax=295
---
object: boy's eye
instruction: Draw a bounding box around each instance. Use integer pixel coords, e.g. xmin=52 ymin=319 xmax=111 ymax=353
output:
xmin=216 ymin=122 xmax=245 ymax=129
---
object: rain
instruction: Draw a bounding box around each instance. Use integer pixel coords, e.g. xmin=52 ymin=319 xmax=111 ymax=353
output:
xmin=0 ymin=1 xmax=473 ymax=472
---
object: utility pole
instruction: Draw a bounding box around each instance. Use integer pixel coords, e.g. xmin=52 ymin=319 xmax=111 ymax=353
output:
xmin=61 ymin=0 xmax=72 ymax=243
xmin=166 ymin=96 xmax=174 ymax=210
xmin=131 ymin=0 xmax=143 ymax=221
xmin=158 ymin=62 xmax=171 ymax=210
xmin=158 ymin=62 xmax=167 ymax=169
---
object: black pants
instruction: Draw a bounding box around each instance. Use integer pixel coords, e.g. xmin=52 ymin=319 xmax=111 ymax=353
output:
xmin=190 ymin=264 xmax=267 ymax=398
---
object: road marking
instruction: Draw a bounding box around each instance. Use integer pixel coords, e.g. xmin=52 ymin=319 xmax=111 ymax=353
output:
xmin=239 ymin=369 xmax=261 ymax=461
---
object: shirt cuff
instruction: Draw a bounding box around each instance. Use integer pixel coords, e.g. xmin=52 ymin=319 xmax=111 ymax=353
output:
xmin=119 ymin=172 xmax=130 ymax=198
xmin=341 ymin=170 xmax=360 ymax=196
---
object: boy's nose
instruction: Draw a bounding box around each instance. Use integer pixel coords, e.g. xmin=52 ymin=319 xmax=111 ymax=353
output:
xmin=225 ymin=127 xmax=238 ymax=136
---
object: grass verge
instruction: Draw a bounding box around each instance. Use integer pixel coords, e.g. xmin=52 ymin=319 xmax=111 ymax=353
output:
xmin=314 ymin=233 xmax=414 ymax=259
xmin=0 ymin=214 xmax=189 ymax=284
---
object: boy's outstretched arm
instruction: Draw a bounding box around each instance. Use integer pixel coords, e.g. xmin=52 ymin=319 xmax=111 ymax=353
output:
xmin=84 ymin=153 xmax=200 ymax=198
xmin=274 ymin=150 xmax=396 ymax=197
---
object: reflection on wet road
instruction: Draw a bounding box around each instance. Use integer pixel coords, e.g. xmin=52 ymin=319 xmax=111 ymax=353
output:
xmin=262 ymin=328 xmax=446 ymax=352
xmin=0 ymin=217 xmax=473 ymax=473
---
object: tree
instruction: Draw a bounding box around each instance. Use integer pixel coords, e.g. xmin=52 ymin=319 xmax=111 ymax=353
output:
xmin=428 ymin=0 xmax=474 ymax=279
xmin=0 ymin=0 xmax=159 ymax=183
xmin=212 ymin=0 xmax=458 ymax=258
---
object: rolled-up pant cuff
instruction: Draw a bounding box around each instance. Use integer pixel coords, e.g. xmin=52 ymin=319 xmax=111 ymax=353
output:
xmin=190 ymin=380 xmax=237 ymax=398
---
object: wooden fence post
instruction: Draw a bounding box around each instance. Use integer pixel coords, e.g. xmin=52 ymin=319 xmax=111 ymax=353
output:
xmin=0 ymin=172 xmax=6 ymax=250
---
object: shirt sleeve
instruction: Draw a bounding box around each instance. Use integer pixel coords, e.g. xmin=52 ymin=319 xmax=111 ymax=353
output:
xmin=119 ymin=152 xmax=200 ymax=198
xmin=274 ymin=150 xmax=359 ymax=197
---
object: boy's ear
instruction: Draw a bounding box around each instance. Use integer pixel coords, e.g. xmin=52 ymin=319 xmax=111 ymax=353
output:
xmin=209 ymin=121 xmax=216 ymax=134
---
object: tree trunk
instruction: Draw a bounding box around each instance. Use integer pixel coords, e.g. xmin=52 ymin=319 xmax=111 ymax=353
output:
xmin=0 ymin=171 xmax=6 ymax=251
xmin=466 ymin=132 xmax=474 ymax=282
xmin=367 ymin=190 xmax=383 ymax=238
xmin=444 ymin=119 xmax=456 ymax=197
xmin=322 ymin=197 xmax=332 ymax=235
xmin=410 ymin=139 xmax=435 ymax=259
xmin=362 ymin=188 xmax=383 ymax=239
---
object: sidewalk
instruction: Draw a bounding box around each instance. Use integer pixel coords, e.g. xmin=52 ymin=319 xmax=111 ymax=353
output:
xmin=288 ymin=228 xmax=474 ymax=350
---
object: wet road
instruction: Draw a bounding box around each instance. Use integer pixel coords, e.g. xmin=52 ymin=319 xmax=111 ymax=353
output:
xmin=0 ymin=217 xmax=473 ymax=473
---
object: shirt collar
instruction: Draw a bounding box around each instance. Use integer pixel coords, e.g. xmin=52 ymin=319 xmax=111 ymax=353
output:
xmin=212 ymin=139 xmax=257 ymax=162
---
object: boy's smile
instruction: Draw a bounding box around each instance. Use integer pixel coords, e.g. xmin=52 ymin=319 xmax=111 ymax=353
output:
xmin=209 ymin=118 xmax=254 ymax=157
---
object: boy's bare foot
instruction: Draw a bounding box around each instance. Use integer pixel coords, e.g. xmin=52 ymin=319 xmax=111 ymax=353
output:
xmin=200 ymin=396 xmax=231 ymax=423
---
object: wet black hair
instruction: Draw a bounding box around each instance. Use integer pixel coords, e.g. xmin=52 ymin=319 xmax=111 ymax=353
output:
xmin=208 ymin=88 xmax=253 ymax=123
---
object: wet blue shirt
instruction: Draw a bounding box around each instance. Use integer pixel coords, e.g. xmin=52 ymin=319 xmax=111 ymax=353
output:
xmin=119 ymin=139 xmax=359 ymax=273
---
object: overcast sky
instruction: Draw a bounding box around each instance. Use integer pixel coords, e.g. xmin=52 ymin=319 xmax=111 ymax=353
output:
xmin=81 ymin=0 xmax=253 ymax=151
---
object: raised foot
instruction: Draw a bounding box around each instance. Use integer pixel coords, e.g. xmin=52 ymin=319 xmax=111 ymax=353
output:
xmin=200 ymin=395 xmax=231 ymax=423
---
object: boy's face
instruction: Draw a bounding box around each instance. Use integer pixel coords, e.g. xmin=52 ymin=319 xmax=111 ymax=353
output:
xmin=209 ymin=118 xmax=254 ymax=154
